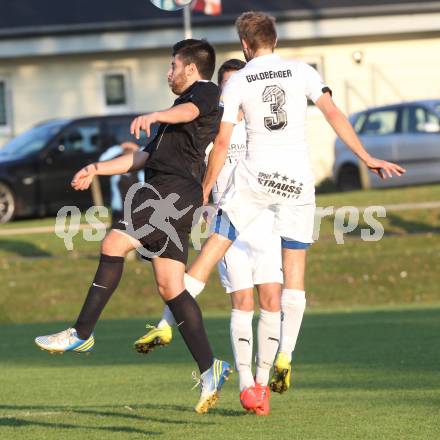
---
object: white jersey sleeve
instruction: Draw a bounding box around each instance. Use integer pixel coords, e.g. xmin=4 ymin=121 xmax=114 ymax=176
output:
xmin=212 ymin=120 xmax=247 ymax=204
xmin=302 ymin=62 xmax=330 ymax=104
xmin=221 ymin=72 xmax=243 ymax=124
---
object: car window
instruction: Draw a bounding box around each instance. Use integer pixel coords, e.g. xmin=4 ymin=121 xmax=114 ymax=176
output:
xmin=59 ymin=123 xmax=100 ymax=155
xmin=106 ymin=118 xmax=133 ymax=145
xmin=0 ymin=121 xmax=66 ymax=157
xmin=402 ymin=106 xmax=440 ymax=133
xmin=104 ymin=118 xmax=158 ymax=149
xmin=353 ymin=113 xmax=367 ymax=133
xmin=362 ymin=109 xmax=399 ymax=135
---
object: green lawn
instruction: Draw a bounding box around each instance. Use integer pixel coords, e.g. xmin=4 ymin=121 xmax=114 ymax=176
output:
xmin=1 ymin=308 xmax=439 ymax=440
xmin=1 ymin=228 xmax=439 ymax=323
xmin=316 ymin=182 xmax=440 ymax=208
xmin=1 ymin=184 xmax=439 ymax=439
xmin=3 ymin=183 xmax=440 ymax=233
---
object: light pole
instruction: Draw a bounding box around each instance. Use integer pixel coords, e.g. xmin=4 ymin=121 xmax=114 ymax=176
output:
xmin=183 ymin=4 xmax=192 ymax=38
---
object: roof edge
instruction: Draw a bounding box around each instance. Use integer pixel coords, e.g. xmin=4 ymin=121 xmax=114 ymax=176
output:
xmin=1 ymin=2 xmax=440 ymax=40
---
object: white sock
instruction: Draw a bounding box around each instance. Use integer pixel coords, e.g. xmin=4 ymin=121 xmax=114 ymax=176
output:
xmin=157 ymin=274 xmax=206 ymax=329
xmin=256 ymin=309 xmax=281 ymax=386
xmin=183 ymin=273 xmax=206 ymax=297
xmin=279 ymin=289 xmax=306 ymax=361
xmin=230 ymin=309 xmax=255 ymax=391
xmin=157 ymin=306 xmax=175 ymax=329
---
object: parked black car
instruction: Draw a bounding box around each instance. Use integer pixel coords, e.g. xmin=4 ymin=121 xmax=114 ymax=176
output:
xmin=0 ymin=114 xmax=147 ymax=223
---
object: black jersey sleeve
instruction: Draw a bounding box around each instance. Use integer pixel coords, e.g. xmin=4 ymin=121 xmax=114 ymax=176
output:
xmin=188 ymin=82 xmax=220 ymax=117
xmin=142 ymin=123 xmax=165 ymax=155
xmin=143 ymin=142 xmax=156 ymax=155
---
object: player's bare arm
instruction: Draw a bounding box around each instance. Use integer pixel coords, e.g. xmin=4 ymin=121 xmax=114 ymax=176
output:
xmin=71 ymin=150 xmax=150 ymax=191
xmin=316 ymin=93 xmax=406 ymax=179
xmin=202 ymin=121 xmax=235 ymax=205
xmin=130 ymin=103 xmax=200 ymax=139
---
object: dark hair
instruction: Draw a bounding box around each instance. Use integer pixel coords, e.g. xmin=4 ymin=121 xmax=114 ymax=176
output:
xmin=235 ymin=12 xmax=277 ymax=52
xmin=217 ymin=58 xmax=246 ymax=84
xmin=172 ymin=39 xmax=216 ymax=80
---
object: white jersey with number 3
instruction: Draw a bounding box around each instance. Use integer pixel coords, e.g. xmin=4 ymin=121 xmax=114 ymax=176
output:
xmin=222 ymin=54 xmax=329 ymax=180
xmin=219 ymin=54 xmax=330 ymax=242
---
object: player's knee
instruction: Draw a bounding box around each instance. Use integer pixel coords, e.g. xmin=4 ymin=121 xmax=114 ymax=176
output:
xmin=259 ymin=295 xmax=280 ymax=312
xmin=231 ymin=292 xmax=254 ymax=311
xmin=156 ymin=282 xmax=169 ymax=299
xmin=257 ymin=284 xmax=281 ymax=312
xmin=156 ymin=277 xmax=184 ymax=300
xmin=101 ymin=231 xmax=129 ymax=256
xmin=101 ymin=233 xmax=118 ymax=255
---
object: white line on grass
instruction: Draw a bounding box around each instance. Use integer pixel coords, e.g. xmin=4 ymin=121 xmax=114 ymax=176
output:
xmin=2 ymin=411 xmax=70 ymax=418
xmin=0 ymin=223 xmax=109 ymax=237
xmin=3 ymin=201 xmax=440 ymax=237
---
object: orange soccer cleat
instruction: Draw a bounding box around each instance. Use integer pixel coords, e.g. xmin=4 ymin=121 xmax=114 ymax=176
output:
xmin=240 ymin=386 xmax=259 ymax=413
xmin=254 ymin=383 xmax=270 ymax=416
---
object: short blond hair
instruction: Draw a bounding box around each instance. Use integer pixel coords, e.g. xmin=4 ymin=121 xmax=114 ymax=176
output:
xmin=235 ymin=12 xmax=277 ymax=52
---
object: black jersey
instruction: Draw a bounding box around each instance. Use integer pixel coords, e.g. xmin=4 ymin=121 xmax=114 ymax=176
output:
xmin=144 ymin=80 xmax=222 ymax=184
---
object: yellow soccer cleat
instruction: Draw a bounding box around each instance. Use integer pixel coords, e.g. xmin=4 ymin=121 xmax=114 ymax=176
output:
xmin=269 ymin=352 xmax=291 ymax=394
xmin=134 ymin=324 xmax=173 ymax=354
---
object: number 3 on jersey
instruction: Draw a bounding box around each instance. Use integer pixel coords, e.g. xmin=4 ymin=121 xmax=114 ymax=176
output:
xmin=262 ymin=85 xmax=288 ymax=131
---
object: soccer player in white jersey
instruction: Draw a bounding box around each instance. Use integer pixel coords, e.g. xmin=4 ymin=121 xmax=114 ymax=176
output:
xmin=176 ymin=11 xmax=406 ymax=395
xmin=134 ymin=59 xmax=283 ymax=415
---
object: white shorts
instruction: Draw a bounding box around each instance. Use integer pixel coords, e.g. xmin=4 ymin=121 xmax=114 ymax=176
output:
xmin=216 ymin=209 xmax=283 ymax=293
xmin=218 ymin=161 xmax=316 ymax=244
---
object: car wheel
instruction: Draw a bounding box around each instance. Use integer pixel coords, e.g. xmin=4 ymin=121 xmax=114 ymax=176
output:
xmin=0 ymin=182 xmax=15 ymax=223
xmin=337 ymin=165 xmax=361 ymax=191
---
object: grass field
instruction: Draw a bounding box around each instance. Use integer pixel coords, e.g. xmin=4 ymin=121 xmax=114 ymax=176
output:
xmin=1 ymin=184 xmax=439 ymax=439
xmin=1 ymin=308 xmax=440 ymax=440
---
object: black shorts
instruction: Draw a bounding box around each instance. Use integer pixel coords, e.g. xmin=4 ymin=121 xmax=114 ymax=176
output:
xmin=113 ymin=174 xmax=202 ymax=264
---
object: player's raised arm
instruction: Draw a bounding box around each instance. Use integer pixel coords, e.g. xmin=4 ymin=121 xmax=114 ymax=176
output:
xmin=130 ymin=103 xmax=200 ymax=139
xmin=316 ymin=93 xmax=406 ymax=179
xmin=71 ymin=150 xmax=150 ymax=191
xmin=202 ymin=64 xmax=243 ymax=204
xmin=203 ymin=121 xmax=235 ymax=204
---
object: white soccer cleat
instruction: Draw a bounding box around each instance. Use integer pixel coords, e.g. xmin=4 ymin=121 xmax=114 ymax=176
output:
xmin=193 ymin=359 xmax=232 ymax=414
xmin=35 ymin=328 xmax=94 ymax=354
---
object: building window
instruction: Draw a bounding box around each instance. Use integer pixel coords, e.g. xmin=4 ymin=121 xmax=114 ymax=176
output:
xmin=101 ymin=70 xmax=131 ymax=112
xmin=0 ymin=79 xmax=8 ymax=126
xmin=104 ymin=73 xmax=126 ymax=106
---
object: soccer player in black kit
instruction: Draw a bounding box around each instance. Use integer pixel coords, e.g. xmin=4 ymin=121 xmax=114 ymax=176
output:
xmin=35 ymin=39 xmax=231 ymax=414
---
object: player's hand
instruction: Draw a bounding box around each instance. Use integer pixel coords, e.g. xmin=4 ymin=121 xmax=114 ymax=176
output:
xmin=364 ymin=157 xmax=406 ymax=179
xmin=202 ymin=190 xmax=210 ymax=207
xmin=201 ymin=190 xmax=212 ymax=222
xmin=130 ymin=113 xmax=158 ymax=139
xmin=121 ymin=141 xmax=140 ymax=153
xmin=71 ymin=165 xmax=97 ymax=191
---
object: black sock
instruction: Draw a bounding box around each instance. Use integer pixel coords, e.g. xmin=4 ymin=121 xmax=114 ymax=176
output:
xmin=166 ymin=290 xmax=214 ymax=373
xmin=74 ymin=254 xmax=124 ymax=339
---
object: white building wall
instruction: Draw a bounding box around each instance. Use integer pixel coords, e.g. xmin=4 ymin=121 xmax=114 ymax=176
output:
xmin=1 ymin=34 xmax=440 ymax=183
xmin=0 ymin=51 xmax=175 ymax=140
